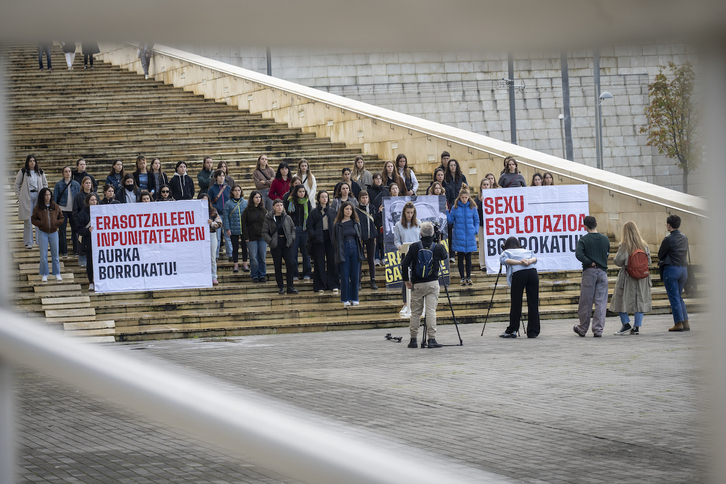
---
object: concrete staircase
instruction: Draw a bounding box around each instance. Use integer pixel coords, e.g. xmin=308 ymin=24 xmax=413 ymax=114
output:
xmin=5 ymin=43 xmax=704 ymax=341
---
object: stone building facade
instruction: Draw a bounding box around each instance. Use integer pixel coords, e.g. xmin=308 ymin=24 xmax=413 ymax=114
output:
xmin=174 ymin=43 xmax=702 ymax=194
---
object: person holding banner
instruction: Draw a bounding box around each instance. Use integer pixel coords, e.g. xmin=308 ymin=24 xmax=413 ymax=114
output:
xmin=242 ymin=190 xmax=269 ymax=284
xmin=499 ymin=236 xmax=540 ymax=338
xmin=169 ymin=161 xmax=195 ymax=201
xmin=262 ymin=199 xmax=298 ymax=295
xmin=447 ymin=186 xmax=479 ymax=286
xmin=223 ymin=185 xmax=249 ymax=274
xmin=394 ymin=201 xmax=421 ymax=317
xmin=475 ymin=178 xmax=491 ymax=271
xmin=498 ymin=157 xmax=527 ymax=188
xmin=208 ymin=170 xmax=232 ymax=260
xmin=308 ymin=190 xmax=339 ymax=294
xmin=75 ymin=193 xmax=99 ymax=291
xmin=333 ymin=201 xmax=364 ymax=307
xmin=202 ymin=195 xmax=223 ymax=285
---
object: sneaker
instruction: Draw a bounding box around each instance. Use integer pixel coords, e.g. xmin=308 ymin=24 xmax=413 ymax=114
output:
xmin=259 ymin=276 xmax=266 ymax=283
xmin=61 ymin=253 xmax=68 ymax=259
xmin=278 ymin=288 xmax=285 ymax=295
xmin=630 ymin=327 xmax=640 ymax=335
xmin=25 ymin=245 xmax=32 ymax=249
xmin=466 ymin=278 xmax=473 ymax=286
xmin=303 ymin=275 xmax=311 ymax=281
xmin=55 ymin=275 xmax=63 ymax=281
xmin=408 ymin=338 xmax=418 ymax=348
xmin=450 ymin=257 xmax=455 ymax=263
xmin=88 ymin=283 xmax=94 ymax=291
xmin=212 ymin=278 xmax=218 ymax=285
xmin=233 ymin=266 xmax=239 ymax=273
xmin=374 ymin=258 xmax=381 ymax=266
xmin=427 ymin=339 xmax=443 ymax=348
xmin=460 ymin=279 xmax=466 ymax=286
xmin=343 ymin=301 xmax=351 ymax=307
xmin=499 ymin=331 xmax=517 ymax=338
xmin=293 ymin=276 xmax=299 ymax=282
xmin=333 ymin=288 xmax=339 ymax=293
xmin=317 ymin=290 xmax=324 ymax=294
xmin=242 ymin=264 xmax=250 ymax=272
xmin=351 ymin=301 xmax=359 ymax=306
xmin=41 ymin=275 xmax=47 ymax=282
xmin=615 ymin=323 xmax=632 ymax=335
xmin=573 ymin=325 xmax=585 ymax=337
xmin=399 ymin=305 xmax=409 ymax=317
xmin=370 ymin=281 xmax=378 ymax=290
xmin=287 ymin=287 xmax=298 ymax=295
xmin=145 ymin=74 xmax=149 ymax=79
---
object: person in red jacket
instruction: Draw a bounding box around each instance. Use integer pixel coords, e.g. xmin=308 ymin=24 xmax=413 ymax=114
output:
xmin=268 ymin=162 xmax=291 ymax=203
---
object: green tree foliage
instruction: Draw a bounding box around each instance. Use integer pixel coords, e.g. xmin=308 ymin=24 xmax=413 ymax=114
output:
xmin=639 ymin=62 xmax=699 ymax=193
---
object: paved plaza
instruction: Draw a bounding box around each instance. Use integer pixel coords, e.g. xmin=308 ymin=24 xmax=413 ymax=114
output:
xmin=15 ymin=313 xmax=708 ymax=483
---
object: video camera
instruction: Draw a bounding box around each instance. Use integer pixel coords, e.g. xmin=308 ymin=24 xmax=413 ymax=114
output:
xmin=432 ymin=221 xmax=443 ymax=243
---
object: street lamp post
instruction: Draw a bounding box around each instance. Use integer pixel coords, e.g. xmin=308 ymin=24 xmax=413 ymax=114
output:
xmin=558 ymin=113 xmax=566 ymax=158
xmin=596 ymin=91 xmax=613 ymax=170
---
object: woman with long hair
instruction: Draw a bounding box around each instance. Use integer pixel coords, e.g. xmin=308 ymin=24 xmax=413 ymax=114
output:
xmin=15 ymin=154 xmax=48 ymax=248
xmin=334 ymin=167 xmax=362 ymax=200
xmin=485 ymin=172 xmax=499 ymax=189
xmin=352 ymin=156 xmax=373 ymax=190
xmin=31 ymin=187 xmax=64 ymax=282
xmin=117 ymin=174 xmax=140 ymax=203
xmin=394 ymin=201 xmax=420 ymax=316
xmin=611 ymin=221 xmax=652 ymax=335
xmin=287 ymin=184 xmax=313 ymax=281
xmin=498 ymin=156 xmax=527 ymax=188
xmin=133 ymin=155 xmax=153 ymax=193
xmin=543 ymin=172 xmax=555 ymax=186
xmin=197 ymin=156 xmax=214 ymax=196
xmin=428 ymin=167 xmax=446 ymax=194
xmin=75 ymin=193 xmax=100 ymax=291
xmin=269 ymin=161 xmax=291 ymax=204
xmin=330 ymin=181 xmax=359 ymax=213
xmin=334 ymin=201 xmax=364 ymax=307
xmin=261 ymin=199 xmax=297 ymax=295
xmin=105 ymin=159 xmax=125 ymax=193
xmin=308 ymin=190 xmax=339 ymax=294
xmin=447 ymin=185 xmax=479 ymax=285
xmin=169 ymin=161 xmax=195 ymax=200
xmin=209 ymin=169 xmax=232 ymax=259
xmin=150 ymin=158 xmax=169 ymax=198
xmin=156 ymin=184 xmax=174 ymax=201
xmin=531 ymin=172 xmax=543 ymax=186
xmin=216 ymin=160 xmax=235 ymax=187
xmin=381 ymin=160 xmax=406 ymax=195
xmin=253 ymin=154 xmax=275 ymax=211
xmin=367 ymin=172 xmax=385 ymax=208
xmin=100 ymin=184 xmax=120 ymax=204
xmin=223 ymin=185 xmax=249 ymax=273
xmin=295 ymin=158 xmax=317 ymax=208
xmin=427 ymin=181 xmax=445 ymax=197
xmin=395 ymin=153 xmax=419 ymax=196
xmin=443 ymin=158 xmax=468 ymax=208
xmin=355 ymin=190 xmax=379 ymax=290
xmin=475 ymin=178 xmax=491 ymax=270
xmin=499 ymin=236 xmax=540 ymax=338
xmin=72 ymin=176 xmax=94 ymax=267
xmin=242 ymin=190 xmax=268 ymax=284
xmin=53 ymin=166 xmax=80 ymax=258
xmin=199 ymin=193 xmax=223 ymax=285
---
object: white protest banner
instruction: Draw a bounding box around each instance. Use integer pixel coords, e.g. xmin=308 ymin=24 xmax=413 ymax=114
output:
xmin=91 ymin=200 xmax=212 ymax=293
xmin=481 ymin=185 xmax=589 ymax=273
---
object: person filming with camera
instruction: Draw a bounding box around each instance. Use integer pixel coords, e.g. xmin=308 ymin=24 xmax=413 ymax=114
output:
xmin=402 ymin=221 xmax=449 ymax=349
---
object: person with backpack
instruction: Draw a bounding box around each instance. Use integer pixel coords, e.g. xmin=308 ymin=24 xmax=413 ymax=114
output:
xmin=401 ymin=222 xmax=448 ymax=349
xmin=611 ymin=221 xmax=652 ymax=335
xmin=498 ymin=236 xmax=540 ymax=339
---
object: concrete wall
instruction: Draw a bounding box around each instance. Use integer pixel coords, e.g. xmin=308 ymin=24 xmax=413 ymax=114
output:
xmin=173 ymin=43 xmax=703 ymax=195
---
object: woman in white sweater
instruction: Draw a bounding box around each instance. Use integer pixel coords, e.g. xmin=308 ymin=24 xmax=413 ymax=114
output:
xmin=296 ymin=158 xmax=317 ymax=208
xmin=393 ymin=201 xmax=421 ymax=317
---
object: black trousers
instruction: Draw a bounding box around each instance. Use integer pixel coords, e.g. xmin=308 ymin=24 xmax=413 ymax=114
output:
xmin=270 ymin=240 xmax=295 ymax=289
xmin=507 ymin=268 xmax=540 ymax=337
xmin=230 ymin=234 xmax=248 ymax=263
xmin=362 ymin=238 xmax=376 ymax=282
xmin=312 ymin=233 xmax=339 ymax=291
xmin=457 ymin=252 xmax=472 ymax=279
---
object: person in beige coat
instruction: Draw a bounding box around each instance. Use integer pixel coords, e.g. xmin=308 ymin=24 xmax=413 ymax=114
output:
xmin=15 ymin=154 xmax=49 ymax=248
xmin=611 ymin=221 xmax=653 ymax=335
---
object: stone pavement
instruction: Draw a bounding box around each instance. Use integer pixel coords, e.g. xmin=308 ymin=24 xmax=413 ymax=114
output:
xmin=15 ymin=313 xmax=708 ymax=483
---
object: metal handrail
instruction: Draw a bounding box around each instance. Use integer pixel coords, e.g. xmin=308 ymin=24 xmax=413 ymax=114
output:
xmin=127 ymin=42 xmax=707 ymax=219
xmin=0 ymin=312 xmax=480 ymax=484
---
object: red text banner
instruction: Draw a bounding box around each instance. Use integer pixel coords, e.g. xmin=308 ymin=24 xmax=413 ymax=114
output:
xmin=481 ymin=185 xmax=589 ymax=273
xmin=91 ymin=200 xmax=212 ymax=293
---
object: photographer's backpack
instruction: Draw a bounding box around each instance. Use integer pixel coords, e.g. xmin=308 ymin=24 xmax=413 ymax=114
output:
xmin=415 ymin=241 xmax=437 ymax=278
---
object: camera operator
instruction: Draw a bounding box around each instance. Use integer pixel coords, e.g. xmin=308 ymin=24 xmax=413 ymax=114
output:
xmin=402 ymin=221 xmax=449 ymax=348
xmin=499 ymin=236 xmax=540 ymax=338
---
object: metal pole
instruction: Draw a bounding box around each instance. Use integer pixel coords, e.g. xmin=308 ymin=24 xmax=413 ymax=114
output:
xmin=0 ymin=358 xmax=14 ymax=484
xmin=559 ymin=113 xmax=566 ymax=158
xmin=560 ymin=52 xmax=574 ymax=161
xmin=266 ymin=47 xmax=272 ymax=76
xmin=594 ymin=49 xmax=603 ymax=169
xmin=508 ymin=52 xmax=517 ymax=145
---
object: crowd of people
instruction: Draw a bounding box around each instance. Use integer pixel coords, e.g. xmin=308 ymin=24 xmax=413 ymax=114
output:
xmin=15 ymin=152 xmax=692 ymax=336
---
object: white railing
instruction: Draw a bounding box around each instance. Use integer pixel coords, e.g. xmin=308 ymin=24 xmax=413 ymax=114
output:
xmin=0 ymin=312 xmax=484 ymax=484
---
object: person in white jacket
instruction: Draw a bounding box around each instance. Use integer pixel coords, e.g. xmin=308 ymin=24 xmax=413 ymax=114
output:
xmin=296 ymin=158 xmax=317 ymax=208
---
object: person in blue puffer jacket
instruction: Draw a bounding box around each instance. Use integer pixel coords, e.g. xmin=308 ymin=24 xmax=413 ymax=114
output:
xmin=223 ymin=185 xmax=249 ymax=273
xmin=447 ymin=184 xmax=479 ymax=286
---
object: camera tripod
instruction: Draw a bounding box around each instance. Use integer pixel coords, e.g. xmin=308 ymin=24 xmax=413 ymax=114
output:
xmin=420 ymin=265 xmax=463 ymax=348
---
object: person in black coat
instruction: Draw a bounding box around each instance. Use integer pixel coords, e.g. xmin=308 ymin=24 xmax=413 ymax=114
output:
xmin=443 ymin=158 xmax=468 ymax=208
xmin=333 ymin=168 xmax=362 ymax=200
xmin=307 ymin=190 xmax=339 ymax=293
xmin=75 ymin=193 xmax=100 ymax=291
xmin=333 ymin=201 xmax=365 ymax=307
xmin=72 ymin=158 xmax=98 ymax=193
xmin=169 ymin=161 xmax=195 ymax=200
xmin=355 ymin=190 xmax=379 ymax=290
xmin=116 ymin=174 xmax=140 ymax=203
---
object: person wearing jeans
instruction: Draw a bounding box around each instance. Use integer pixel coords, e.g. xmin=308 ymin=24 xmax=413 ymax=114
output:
xmin=242 ymin=191 xmax=268 ymax=283
xmin=333 ymin=202 xmax=364 ymax=307
xmin=31 ymin=188 xmax=64 ymax=282
xmin=38 ymin=43 xmax=52 ymax=70
xmin=611 ymin=221 xmax=653 ymax=336
xmin=658 ymin=214 xmax=690 ymax=332
xmin=574 ymin=216 xmax=610 ymax=337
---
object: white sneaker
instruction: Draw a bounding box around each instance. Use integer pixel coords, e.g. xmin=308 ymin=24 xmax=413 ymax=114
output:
xmin=351 ymin=301 xmax=360 ymax=306
xmin=343 ymin=301 xmax=351 ymax=307
xmin=88 ymin=283 xmax=94 ymax=291
xmin=333 ymin=288 xmax=339 ymax=293
xmin=55 ymin=275 xmax=63 ymax=281
xmin=41 ymin=275 xmax=47 ymax=282
xmin=399 ymin=304 xmax=410 ymax=318
xmin=145 ymin=74 xmax=149 ymax=79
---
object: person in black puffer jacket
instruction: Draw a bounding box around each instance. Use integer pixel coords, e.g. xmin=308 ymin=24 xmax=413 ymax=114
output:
xmin=307 ymin=190 xmax=339 ymax=293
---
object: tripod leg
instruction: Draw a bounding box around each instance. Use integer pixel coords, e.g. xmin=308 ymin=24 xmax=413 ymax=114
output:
xmin=421 ymin=316 xmax=427 ymax=348
xmin=481 ymin=265 xmax=503 ymax=336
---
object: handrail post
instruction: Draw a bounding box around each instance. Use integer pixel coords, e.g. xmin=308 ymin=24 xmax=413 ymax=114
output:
xmin=0 ymin=357 xmax=15 ymax=484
